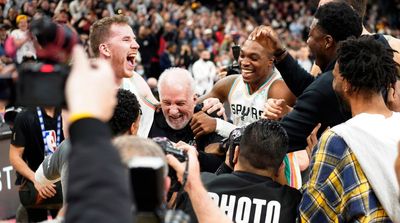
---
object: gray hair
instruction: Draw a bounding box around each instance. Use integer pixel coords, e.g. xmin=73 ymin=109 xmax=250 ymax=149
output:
xmin=157 ymin=67 xmax=195 ymax=98
xmin=112 ymin=136 xmax=168 ymax=177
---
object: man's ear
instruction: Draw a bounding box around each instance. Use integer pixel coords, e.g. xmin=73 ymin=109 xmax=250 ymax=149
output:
xmin=99 ymin=43 xmax=111 ymax=57
xmin=130 ymin=117 xmax=140 ymax=136
xmin=343 ymin=79 xmax=351 ymax=94
xmin=233 ymin=145 xmax=240 ymax=164
xmin=324 ymin=35 xmax=334 ymax=49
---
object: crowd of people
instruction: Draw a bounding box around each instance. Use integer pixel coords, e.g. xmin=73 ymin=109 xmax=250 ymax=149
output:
xmin=1 ymin=0 xmax=400 ymax=223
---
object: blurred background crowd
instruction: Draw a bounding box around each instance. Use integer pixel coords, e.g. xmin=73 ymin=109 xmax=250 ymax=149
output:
xmin=0 ymin=0 xmax=399 ymax=84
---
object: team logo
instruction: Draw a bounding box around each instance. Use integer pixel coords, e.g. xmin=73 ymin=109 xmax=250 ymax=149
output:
xmin=44 ymin=130 xmax=57 ymax=154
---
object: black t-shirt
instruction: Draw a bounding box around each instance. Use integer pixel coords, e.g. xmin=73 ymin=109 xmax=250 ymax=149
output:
xmin=11 ymin=107 xmax=64 ymax=184
xmin=148 ymin=107 xmax=223 ymax=152
xmin=179 ymin=171 xmax=301 ymax=223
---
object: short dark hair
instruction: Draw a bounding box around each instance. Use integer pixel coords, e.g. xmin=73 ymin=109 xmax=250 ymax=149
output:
xmin=109 ymin=89 xmax=141 ymax=136
xmin=89 ymin=15 xmax=129 ymax=57
xmin=315 ymin=1 xmax=362 ymax=43
xmin=239 ymin=119 xmax=288 ymax=171
xmin=337 ymin=35 xmax=398 ymax=94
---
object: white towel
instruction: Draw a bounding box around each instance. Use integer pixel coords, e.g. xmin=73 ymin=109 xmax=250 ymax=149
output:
xmin=331 ymin=112 xmax=400 ymax=223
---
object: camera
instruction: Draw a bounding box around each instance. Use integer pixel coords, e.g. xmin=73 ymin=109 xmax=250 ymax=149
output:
xmin=152 ymin=137 xmax=187 ymax=194
xmin=226 ymin=45 xmax=241 ymax=76
xmin=2 ymin=16 xmax=79 ymax=107
xmin=219 ymin=127 xmax=245 ymax=167
xmin=128 ymin=157 xmax=165 ymax=222
xmin=152 ymin=137 xmax=187 ymax=162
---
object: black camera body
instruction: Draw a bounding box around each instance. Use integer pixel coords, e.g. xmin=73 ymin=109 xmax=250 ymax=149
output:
xmin=219 ymin=127 xmax=245 ymax=168
xmin=2 ymin=16 xmax=78 ymax=107
xmin=152 ymin=137 xmax=187 ymax=193
xmin=226 ymin=45 xmax=241 ymax=76
xmin=16 ymin=62 xmax=70 ymax=106
xmin=152 ymin=137 xmax=187 ymax=162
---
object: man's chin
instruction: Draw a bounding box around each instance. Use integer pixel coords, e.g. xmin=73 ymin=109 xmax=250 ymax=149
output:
xmin=166 ymin=119 xmax=187 ymax=130
xmin=122 ymin=70 xmax=134 ymax=78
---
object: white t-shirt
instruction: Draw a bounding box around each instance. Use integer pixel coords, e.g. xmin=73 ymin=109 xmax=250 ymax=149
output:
xmin=10 ymin=29 xmax=36 ymax=63
xmin=191 ymin=59 xmax=217 ymax=96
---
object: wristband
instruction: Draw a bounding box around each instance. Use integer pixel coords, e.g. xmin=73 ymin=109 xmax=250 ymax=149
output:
xmin=69 ymin=112 xmax=94 ymax=123
xmin=215 ymin=118 xmax=237 ymax=138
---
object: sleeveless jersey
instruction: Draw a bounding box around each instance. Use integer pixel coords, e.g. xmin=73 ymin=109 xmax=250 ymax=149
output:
xmin=228 ymin=70 xmax=281 ymax=127
xmin=121 ymin=77 xmax=155 ymax=137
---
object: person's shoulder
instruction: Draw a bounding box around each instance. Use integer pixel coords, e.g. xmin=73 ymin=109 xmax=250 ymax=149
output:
xmin=384 ymin=34 xmax=400 ymax=46
xmin=10 ymin=29 xmax=21 ymax=35
xmin=281 ymin=184 xmax=302 ymax=197
xmin=384 ymin=35 xmax=400 ymax=63
xmin=303 ymin=71 xmax=333 ymax=94
xmin=217 ymin=74 xmax=240 ymax=86
xmin=202 ymin=172 xmax=240 ymax=185
xmin=15 ymin=108 xmax=37 ymax=122
xmin=317 ymin=130 xmax=348 ymax=158
xmin=201 ymin=171 xmax=218 ymax=183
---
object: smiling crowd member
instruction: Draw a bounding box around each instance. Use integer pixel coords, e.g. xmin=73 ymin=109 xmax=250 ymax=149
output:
xmin=89 ymin=15 xmax=158 ymax=137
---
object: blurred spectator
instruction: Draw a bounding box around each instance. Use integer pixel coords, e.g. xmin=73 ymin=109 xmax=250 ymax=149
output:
xmin=175 ymin=43 xmax=194 ymax=69
xmin=297 ymin=45 xmax=312 ymax=72
xmin=160 ymin=41 xmax=176 ymax=72
xmin=191 ymin=50 xmax=217 ymax=96
xmin=10 ymin=14 xmax=36 ymax=64
xmin=136 ymin=25 xmax=160 ymax=78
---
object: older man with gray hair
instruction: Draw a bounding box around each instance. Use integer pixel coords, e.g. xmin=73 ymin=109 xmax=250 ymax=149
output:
xmin=148 ymin=67 xmax=224 ymax=172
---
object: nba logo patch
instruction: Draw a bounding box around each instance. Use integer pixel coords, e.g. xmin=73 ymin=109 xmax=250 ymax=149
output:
xmin=44 ymin=130 xmax=57 ymax=154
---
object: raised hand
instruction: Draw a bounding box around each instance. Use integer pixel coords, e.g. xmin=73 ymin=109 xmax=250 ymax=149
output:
xmin=66 ymin=45 xmax=118 ymax=122
xmin=248 ymin=25 xmax=285 ymax=56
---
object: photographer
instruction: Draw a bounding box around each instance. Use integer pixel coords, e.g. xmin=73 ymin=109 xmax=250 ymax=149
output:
xmin=167 ymin=143 xmax=232 ymax=223
xmin=9 ymin=104 xmax=64 ymax=221
xmin=175 ymin=120 xmax=301 ymax=223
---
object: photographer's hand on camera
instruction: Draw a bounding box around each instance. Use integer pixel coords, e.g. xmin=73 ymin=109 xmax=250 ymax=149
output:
xmin=66 ymin=45 xmax=117 ymax=122
xmin=167 ymin=142 xmax=233 ymax=223
xmin=166 ymin=143 xmax=200 ymax=192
